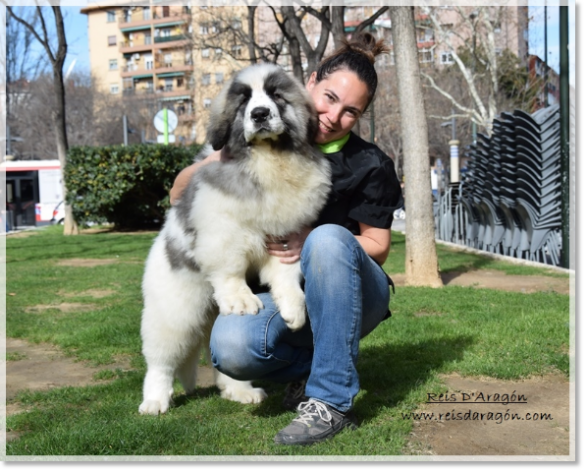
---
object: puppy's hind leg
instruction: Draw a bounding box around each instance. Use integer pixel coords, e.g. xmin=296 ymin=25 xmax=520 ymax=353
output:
xmin=176 ymin=345 xmax=201 ymax=396
xmin=215 ymin=371 xmax=267 ymax=404
xmin=139 ymin=363 xmax=175 ymax=415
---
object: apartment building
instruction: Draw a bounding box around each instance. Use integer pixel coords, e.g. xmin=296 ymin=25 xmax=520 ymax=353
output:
xmin=82 ymin=2 xmax=254 ymax=144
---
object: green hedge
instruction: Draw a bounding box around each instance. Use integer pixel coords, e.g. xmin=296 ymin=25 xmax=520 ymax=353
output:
xmin=65 ymin=144 xmax=202 ymax=229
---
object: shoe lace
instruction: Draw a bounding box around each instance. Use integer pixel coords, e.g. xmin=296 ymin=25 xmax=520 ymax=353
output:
xmin=293 ymin=400 xmax=332 ymax=427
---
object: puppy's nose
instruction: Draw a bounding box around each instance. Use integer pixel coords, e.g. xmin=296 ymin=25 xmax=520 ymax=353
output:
xmin=251 ymin=107 xmax=270 ymax=123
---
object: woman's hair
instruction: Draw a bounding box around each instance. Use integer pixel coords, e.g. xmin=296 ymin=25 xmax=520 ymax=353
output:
xmin=314 ymin=32 xmax=389 ymax=108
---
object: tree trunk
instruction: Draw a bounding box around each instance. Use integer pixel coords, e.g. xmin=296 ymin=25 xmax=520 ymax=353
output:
xmin=51 ymin=6 xmax=79 ymax=235
xmin=330 ymin=7 xmax=345 ymax=49
xmin=390 ymin=7 xmax=442 ymax=287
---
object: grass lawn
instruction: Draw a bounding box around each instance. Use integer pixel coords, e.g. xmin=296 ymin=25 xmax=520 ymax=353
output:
xmin=3 ymin=225 xmax=570 ymax=457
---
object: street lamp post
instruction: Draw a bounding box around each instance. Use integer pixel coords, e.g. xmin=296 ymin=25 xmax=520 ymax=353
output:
xmin=441 ymin=110 xmax=460 ymax=183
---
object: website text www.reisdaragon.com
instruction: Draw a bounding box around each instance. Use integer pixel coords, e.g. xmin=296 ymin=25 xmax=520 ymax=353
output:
xmin=403 ymin=410 xmax=554 ymax=425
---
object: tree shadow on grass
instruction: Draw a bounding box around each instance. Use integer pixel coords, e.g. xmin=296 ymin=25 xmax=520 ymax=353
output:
xmin=249 ymin=334 xmax=475 ymax=421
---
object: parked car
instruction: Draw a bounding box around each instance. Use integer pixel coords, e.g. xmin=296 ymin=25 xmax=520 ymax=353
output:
xmin=50 ymin=201 xmax=65 ymax=225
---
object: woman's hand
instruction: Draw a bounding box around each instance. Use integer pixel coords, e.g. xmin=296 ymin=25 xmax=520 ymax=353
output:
xmin=169 ymin=148 xmax=232 ymax=205
xmin=266 ymin=226 xmax=312 ymax=264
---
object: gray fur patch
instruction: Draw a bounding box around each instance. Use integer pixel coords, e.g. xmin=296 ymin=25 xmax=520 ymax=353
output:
xmin=174 ymin=177 xmax=199 ymax=229
xmin=165 ymin=235 xmax=200 ymax=272
xmin=198 ymin=160 xmax=262 ymax=201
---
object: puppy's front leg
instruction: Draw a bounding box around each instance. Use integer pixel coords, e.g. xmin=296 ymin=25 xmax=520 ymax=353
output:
xmin=209 ymin=273 xmax=264 ymax=315
xmin=260 ymin=258 xmax=306 ymax=331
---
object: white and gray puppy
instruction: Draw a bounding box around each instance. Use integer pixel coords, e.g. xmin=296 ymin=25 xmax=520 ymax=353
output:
xmin=139 ymin=63 xmax=332 ymax=415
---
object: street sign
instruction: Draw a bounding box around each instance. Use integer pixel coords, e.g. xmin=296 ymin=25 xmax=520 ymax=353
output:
xmin=153 ymin=108 xmax=178 ymax=133
xmin=157 ymin=135 xmax=176 ymax=144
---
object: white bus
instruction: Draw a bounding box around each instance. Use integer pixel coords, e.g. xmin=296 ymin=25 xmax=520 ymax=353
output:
xmin=2 ymin=160 xmax=62 ymax=230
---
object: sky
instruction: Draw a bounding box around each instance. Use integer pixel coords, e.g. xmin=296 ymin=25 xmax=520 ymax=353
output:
xmin=62 ymin=5 xmax=90 ymax=78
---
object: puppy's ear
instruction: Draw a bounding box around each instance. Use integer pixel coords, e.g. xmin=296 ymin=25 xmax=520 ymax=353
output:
xmin=207 ymin=82 xmax=233 ymax=150
xmin=305 ymin=101 xmax=319 ymax=144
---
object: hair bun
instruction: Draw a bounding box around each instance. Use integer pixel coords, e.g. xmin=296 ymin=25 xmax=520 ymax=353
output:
xmin=344 ymin=32 xmax=390 ymax=65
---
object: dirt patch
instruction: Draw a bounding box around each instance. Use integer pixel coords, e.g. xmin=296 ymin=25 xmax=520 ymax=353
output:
xmin=5 ymin=231 xmax=40 ymax=238
xmin=55 ymin=258 xmax=120 ymax=267
xmin=24 ymin=302 xmax=98 ymax=313
xmin=404 ymin=372 xmax=571 ymax=456
xmin=58 ymin=288 xmax=117 ymax=298
xmin=4 ymin=337 xmax=215 ymax=416
xmin=391 ymin=269 xmax=569 ymax=294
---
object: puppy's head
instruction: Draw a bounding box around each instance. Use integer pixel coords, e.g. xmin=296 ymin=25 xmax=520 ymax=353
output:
xmin=207 ymin=64 xmax=318 ymax=152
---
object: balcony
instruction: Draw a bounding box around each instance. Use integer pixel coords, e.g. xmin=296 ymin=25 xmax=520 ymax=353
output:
xmin=119 ymin=10 xmax=190 ymax=28
xmin=121 ymin=65 xmax=155 ymax=79
xmin=154 ymin=59 xmax=193 ymax=75
xmin=120 ymin=38 xmax=153 ymax=54
xmin=151 ymin=35 xmax=191 ymax=50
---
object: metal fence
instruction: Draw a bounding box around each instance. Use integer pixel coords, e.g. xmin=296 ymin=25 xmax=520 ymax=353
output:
xmin=434 ymin=105 xmax=562 ymax=266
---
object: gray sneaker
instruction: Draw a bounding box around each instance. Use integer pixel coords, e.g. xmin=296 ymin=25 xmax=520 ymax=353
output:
xmin=282 ymin=380 xmax=308 ymax=410
xmin=274 ymin=399 xmax=357 ymax=446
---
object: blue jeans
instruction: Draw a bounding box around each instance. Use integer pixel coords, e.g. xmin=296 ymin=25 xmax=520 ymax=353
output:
xmin=209 ymin=224 xmax=391 ymax=412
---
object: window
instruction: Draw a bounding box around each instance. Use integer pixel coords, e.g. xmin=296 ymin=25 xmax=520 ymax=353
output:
xmin=144 ymin=33 xmax=152 ymax=45
xmin=143 ymin=8 xmax=151 ymax=20
xmin=107 ymin=10 xmax=116 ymax=23
xmin=201 ymin=48 xmax=210 ymax=59
xmin=202 ymin=73 xmax=211 ymax=86
xmin=109 ymin=59 xmax=118 ymax=70
xmin=215 ymin=48 xmax=223 ymax=58
xmin=440 ymin=52 xmax=453 ymax=65
xmin=231 ymin=45 xmax=242 ymax=57
xmin=215 ymin=72 xmax=224 ymax=84
xmin=108 ymin=35 xmax=117 ymax=46
xmin=232 ymin=20 xmax=242 ymax=30
xmin=162 ymin=6 xmax=170 ymax=17
xmin=211 ymin=22 xmax=220 ymax=33
xmin=203 ymin=98 xmax=212 ymax=108
xmin=164 ymin=54 xmax=172 ymax=67
xmin=110 ymin=83 xmax=120 ymax=94
xmin=165 ymin=78 xmax=173 ymax=92
xmin=419 ymin=48 xmax=433 ymax=63
xmin=200 ymin=23 xmax=209 ymax=35
xmin=144 ymin=54 xmax=154 ymax=70
xmin=416 ymin=28 xmax=434 ymax=44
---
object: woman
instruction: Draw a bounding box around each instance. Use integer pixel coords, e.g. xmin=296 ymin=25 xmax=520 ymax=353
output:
xmin=171 ymin=33 xmax=402 ymax=446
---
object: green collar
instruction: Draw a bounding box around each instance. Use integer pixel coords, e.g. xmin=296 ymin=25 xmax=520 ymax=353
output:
xmin=318 ymin=133 xmax=350 ymax=154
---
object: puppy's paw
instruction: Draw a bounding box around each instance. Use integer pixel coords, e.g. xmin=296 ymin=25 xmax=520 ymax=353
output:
xmin=221 ymin=386 xmax=267 ymax=404
xmin=139 ymin=399 xmax=170 ymax=415
xmin=217 ymin=292 xmax=264 ymax=315
xmin=278 ymin=294 xmax=307 ymax=331
xmin=280 ymin=307 xmax=306 ymax=332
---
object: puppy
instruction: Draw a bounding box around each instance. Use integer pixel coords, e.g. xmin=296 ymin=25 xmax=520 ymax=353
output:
xmin=139 ymin=63 xmax=331 ymax=415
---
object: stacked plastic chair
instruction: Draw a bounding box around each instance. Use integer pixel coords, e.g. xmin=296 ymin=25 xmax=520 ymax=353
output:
xmin=434 ymin=104 xmax=562 ymax=266
xmin=513 ymin=105 xmax=562 ymax=264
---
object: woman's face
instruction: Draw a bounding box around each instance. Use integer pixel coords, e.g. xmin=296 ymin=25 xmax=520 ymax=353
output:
xmin=306 ymin=69 xmax=370 ymax=144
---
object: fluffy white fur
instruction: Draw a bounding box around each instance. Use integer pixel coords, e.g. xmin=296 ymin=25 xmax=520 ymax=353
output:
xmin=139 ymin=64 xmax=331 ymax=415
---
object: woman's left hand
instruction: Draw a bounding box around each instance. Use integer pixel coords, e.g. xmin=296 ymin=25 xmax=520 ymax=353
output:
xmin=266 ymin=226 xmax=312 ymax=264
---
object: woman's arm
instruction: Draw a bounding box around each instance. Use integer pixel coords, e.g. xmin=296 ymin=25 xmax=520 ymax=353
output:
xmin=355 ymin=222 xmax=391 ymax=265
xmin=169 ymin=150 xmax=222 ymax=205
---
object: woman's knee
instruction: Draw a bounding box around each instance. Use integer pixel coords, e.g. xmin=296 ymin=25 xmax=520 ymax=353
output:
xmin=209 ymin=313 xmax=264 ymax=380
xmin=301 ymin=224 xmax=359 ymax=276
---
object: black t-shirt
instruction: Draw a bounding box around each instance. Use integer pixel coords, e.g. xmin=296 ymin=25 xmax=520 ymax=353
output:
xmin=315 ymin=132 xmax=403 ymax=234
